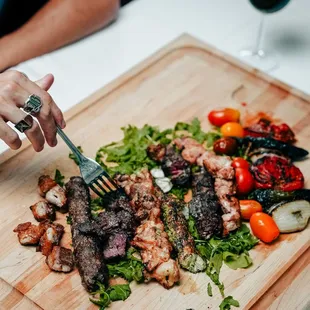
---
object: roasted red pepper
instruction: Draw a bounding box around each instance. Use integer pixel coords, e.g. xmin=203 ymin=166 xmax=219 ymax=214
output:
xmin=250 ymin=155 xmax=304 ymax=191
xmin=244 ymin=118 xmax=295 ymax=143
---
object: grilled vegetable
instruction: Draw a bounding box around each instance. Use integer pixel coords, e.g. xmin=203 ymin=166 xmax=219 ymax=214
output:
xmin=250 ymin=155 xmax=304 ymax=191
xmin=238 ymin=137 xmax=308 ymax=161
xmin=162 ymin=196 xmax=206 ymax=273
xmin=250 ymin=212 xmax=280 ymax=243
xmin=249 ymin=189 xmax=310 ymax=211
xmin=268 ymin=200 xmax=310 ymax=233
xmin=239 ymin=200 xmax=263 ymax=220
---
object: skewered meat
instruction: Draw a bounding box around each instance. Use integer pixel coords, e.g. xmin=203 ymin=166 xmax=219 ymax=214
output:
xmin=66 ymin=176 xmax=108 ymax=291
xmin=103 ymin=232 xmax=128 ymax=261
xmin=174 ymin=137 xmax=205 ymax=164
xmin=13 ymin=222 xmax=47 ymax=245
xmin=30 ymin=200 xmax=55 ymax=222
xmin=116 ymin=169 xmax=180 ymax=289
xmin=38 ymin=222 xmax=64 ymax=256
xmin=250 ymin=155 xmax=304 ymax=191
xmin=38 ymin=175 xmax=67 ymax=212
xmin=162 ymin=196 xmax=206 ymax=272
xmin=46 ymin=246 xmax=74 ymax=273
xmin=190 ymin=168 xmax=223 ymax=239
xmin=147 ymin=144 xmax=190 ymax=185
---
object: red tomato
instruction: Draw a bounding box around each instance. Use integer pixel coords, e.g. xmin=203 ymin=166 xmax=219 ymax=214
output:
xmin=232 ymin=157 xmax=250 ymax=169
xmin=239 ymin=200 xmax=263 ymax=220
xmin=220 ymin=122 xmax=244 ymax=138
xmin=250 ymin=212 xmax=280 ymax=243
xmin=208 ymin=108 xmax=240 ymax=127
xmin=235 ymin=168 xmax=254 ymax=195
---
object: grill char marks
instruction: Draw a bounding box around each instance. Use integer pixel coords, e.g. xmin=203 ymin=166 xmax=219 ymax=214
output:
xmin=190 ymin=168 xmax=223 ymax=239
xmin=66 ymin=177 xmax=108 ymax=291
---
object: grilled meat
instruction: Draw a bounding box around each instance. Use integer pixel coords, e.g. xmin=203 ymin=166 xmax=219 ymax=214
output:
xmin=66 ymin=176 xmax=108 ymax=291
xmin=174 ymin=137 xmax=205 ymax=164
xmin=116 ymin=169 xmax=180 ymax=289
xmin=103 ymin=232 xmax=128 ymax=261
xmin=162 ymin=196 xmax=206 ymax=272
xmin=13 ymin=221 xmax=47 ymax=245
xmin=38 ymin=222 xmax=64 ymax=256
xmin=190 ymin=168 xmax=223 ymax=239
xmin=30 ymin=200 xmax=55 ymax=222
xmin=46 ymin=246 xmax=74 ymax=273
xmin=38 ymin=175 xmax=67 ymax=212
xmin=147 ymin=144 xmax=191 ymax=186
xmin=250 ymin=155 xmax=304 ymax=191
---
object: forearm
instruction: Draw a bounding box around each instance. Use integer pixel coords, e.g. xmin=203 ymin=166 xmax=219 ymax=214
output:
xmin=0 ymin=0 xmax=119 ymax=71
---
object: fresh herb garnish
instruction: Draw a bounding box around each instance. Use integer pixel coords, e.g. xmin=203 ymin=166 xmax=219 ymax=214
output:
xmin=91 ymin=197 xmax=104 ymax=212
xmin=54 ymin=169 xmax=65 ymax=187
xmin=219 ymin=296 xmax=240 ymax=310
xmin=170 ymin=186 xmax=189 ymax=200
xmin=107 ymin=247 xmax=144 ymax=283
xmin=69 ymin=146 xmax=83 ymax=165
xmin=66 ymin=215 xmax=72 ymax=225
xmin=207 ymin=283 xmax=213 ymax=297
xmin=90 ymin=282 xmax=131 ymax=309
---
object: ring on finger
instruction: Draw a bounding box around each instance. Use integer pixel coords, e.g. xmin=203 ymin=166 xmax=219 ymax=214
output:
xmin=23 ymin=94 xmax=42 ymax=115
xmin=15 ymin=114 xmax=34 ymax=133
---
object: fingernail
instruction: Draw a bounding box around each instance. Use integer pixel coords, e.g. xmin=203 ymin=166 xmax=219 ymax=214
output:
xmin=61 ymin=120 xmax=66 ymax=129
xmin=51 ymin=139 xmax=57 ymax=147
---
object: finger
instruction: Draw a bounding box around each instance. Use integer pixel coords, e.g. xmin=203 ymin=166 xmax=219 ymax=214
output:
xmin=0 ymin=117 xmax=22 ymax=150
xmin=0 ymin=101 xmax=45 ymax=152
xmin=35 ymin=74 xmax=54 ymax=91
xmin=0 ymin=81 xmax=29 ymax=108
xmin=2 ymin=70 xmax=65 ymax=146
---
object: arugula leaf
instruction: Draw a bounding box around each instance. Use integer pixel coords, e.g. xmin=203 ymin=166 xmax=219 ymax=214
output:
xmin=107 ymin=247 xmax=144 ymax=283
xmin=54 ymin=169 xmax=65 ymax=187
xmin=66 ymin=215 xmax=72 ymax=225
xmin=69 ymin=146 xmax=83 ymax=165
xmin=90 ymin=283 xmax=131 ymax=309
xmin=207 ymin=283 xmax=213 ymax=297
xmin=188 ymin=216 xmax=200 ymax=240
xmin=170 ymin=186 xmax=189 ymax=200
xmin=219 ymin=296 xmax=240 ymax=310
xmin=91 ymin=197 xmax=104 ymax=212
xmin=223 ymin=252 xmax=253 ymax=270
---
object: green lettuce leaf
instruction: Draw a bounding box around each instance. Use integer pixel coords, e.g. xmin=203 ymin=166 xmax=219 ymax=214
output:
xmin=54 ymin=169 xmax=65 ymax=187
xmin=219 ymin=296 xmax=240 ymax=310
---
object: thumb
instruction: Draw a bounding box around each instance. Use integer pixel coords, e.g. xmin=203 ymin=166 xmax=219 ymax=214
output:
xmin=35 ymin=74 xmax=54 ymax=91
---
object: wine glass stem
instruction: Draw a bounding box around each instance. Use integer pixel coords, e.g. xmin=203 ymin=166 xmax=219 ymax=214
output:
xmin=254 ymin=15 xmax=265 ymax=55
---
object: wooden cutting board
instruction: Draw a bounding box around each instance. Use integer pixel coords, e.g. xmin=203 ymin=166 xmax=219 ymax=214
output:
xmin=0 ymin=34 xmax=309 ymax=310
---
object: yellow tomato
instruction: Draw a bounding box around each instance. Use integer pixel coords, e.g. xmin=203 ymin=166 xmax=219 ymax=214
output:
xmin=220 ymin=122 xmax=244 ymax=138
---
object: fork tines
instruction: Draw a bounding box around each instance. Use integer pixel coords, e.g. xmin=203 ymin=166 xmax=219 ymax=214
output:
xmin=89 ymin=173 xmax=118 ymax=198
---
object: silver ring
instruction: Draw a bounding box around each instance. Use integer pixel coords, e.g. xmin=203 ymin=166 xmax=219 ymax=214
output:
xmin=23 ymin=94 xmax=42 ymax=115
xmin=15 ymin=115 xmax=34 ymax=133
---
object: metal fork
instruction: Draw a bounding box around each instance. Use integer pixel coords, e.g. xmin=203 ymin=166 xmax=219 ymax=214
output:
xmin=56 ymin=126 xmax=118 ymax=198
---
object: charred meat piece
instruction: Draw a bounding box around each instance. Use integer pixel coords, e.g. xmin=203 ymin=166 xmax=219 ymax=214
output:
xmin=30 ymin=200 xmax=55 ymax=222
xmin=244 ymin=118 xmax=295 ymax=143
xmin=250 ymin=155 xmax=304 ymax=191
xmin=13 ymin=222 xmax=47 ymax=245
xmin=38 ymin=222 xmax=64 ymax=256
xmin=38 ymin=175 xmax=57 ymax=196
xmin=103 ymin=232 xmax=127 ymax=261
xmin=190 ymin=168 xmax=223 ymax=239
xmin=174 ymin=137 xmax=206 ymax=164
xmin=66 ymin=176 xmax=108 ymax=291
xmin=239 ymin=136 xmax=308 ymax=161
xmin=162 ymin=196 xmax=206 ymax=273
xmin=147 ymin=144 xmax=190 ymax=186
xmin=116 ymin=169 xmax=180 ymax=289
xmin=46 ymin=246 xmax=74 ymax=273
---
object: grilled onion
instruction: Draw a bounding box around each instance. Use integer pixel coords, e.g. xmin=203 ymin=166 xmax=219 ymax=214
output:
xmin=271 ymin=200 xmax=310 ymax=233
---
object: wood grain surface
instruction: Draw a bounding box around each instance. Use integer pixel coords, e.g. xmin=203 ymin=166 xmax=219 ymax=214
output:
xmin=0 ymin=34 xmax=309 ymax=310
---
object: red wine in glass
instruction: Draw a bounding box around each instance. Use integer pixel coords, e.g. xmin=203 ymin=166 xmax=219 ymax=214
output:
xmin=240 ymin=0 xmax=291 ymax=71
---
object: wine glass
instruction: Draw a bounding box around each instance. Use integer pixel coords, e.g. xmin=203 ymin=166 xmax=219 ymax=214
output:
xmin=240 ymin=0 xmax=291 ymax=71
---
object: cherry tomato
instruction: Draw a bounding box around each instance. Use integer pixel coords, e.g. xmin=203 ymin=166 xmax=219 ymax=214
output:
xmin=250 ymin=212 xmax=280 ymax=243
xmin=235 ymin=168 xmax=254 ymax=195
xmin=232 ymin=157 xmax=250 ymax=169
xmin=239 ymin=200 xmax=263 ymax=220
xmin=208 ymin=108 xmax=240 ymax=127
xmin=221 ymin=122 xmax=244 ymax=138
xmin=213 ymin=137 xmax=237 ymax=155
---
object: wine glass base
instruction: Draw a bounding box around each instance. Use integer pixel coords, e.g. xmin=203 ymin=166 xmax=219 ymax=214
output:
xmin=239 ymin=48 xmax=278 ymax=72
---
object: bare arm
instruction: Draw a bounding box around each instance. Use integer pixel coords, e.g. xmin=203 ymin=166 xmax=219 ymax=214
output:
xmin=0 ymin=0 xmax=120 ymax=71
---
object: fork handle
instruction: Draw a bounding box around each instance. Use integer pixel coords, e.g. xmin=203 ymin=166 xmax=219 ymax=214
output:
xmin=56 ymin=125 xmax=85 ymax=165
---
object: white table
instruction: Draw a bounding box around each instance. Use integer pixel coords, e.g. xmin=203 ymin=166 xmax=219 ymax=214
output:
xmin=1 ymin=0 xmax=310 ymax=153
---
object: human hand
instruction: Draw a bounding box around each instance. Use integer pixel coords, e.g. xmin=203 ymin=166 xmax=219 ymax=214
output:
xmin=0 ymin=71 xmax=65 ymax=151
